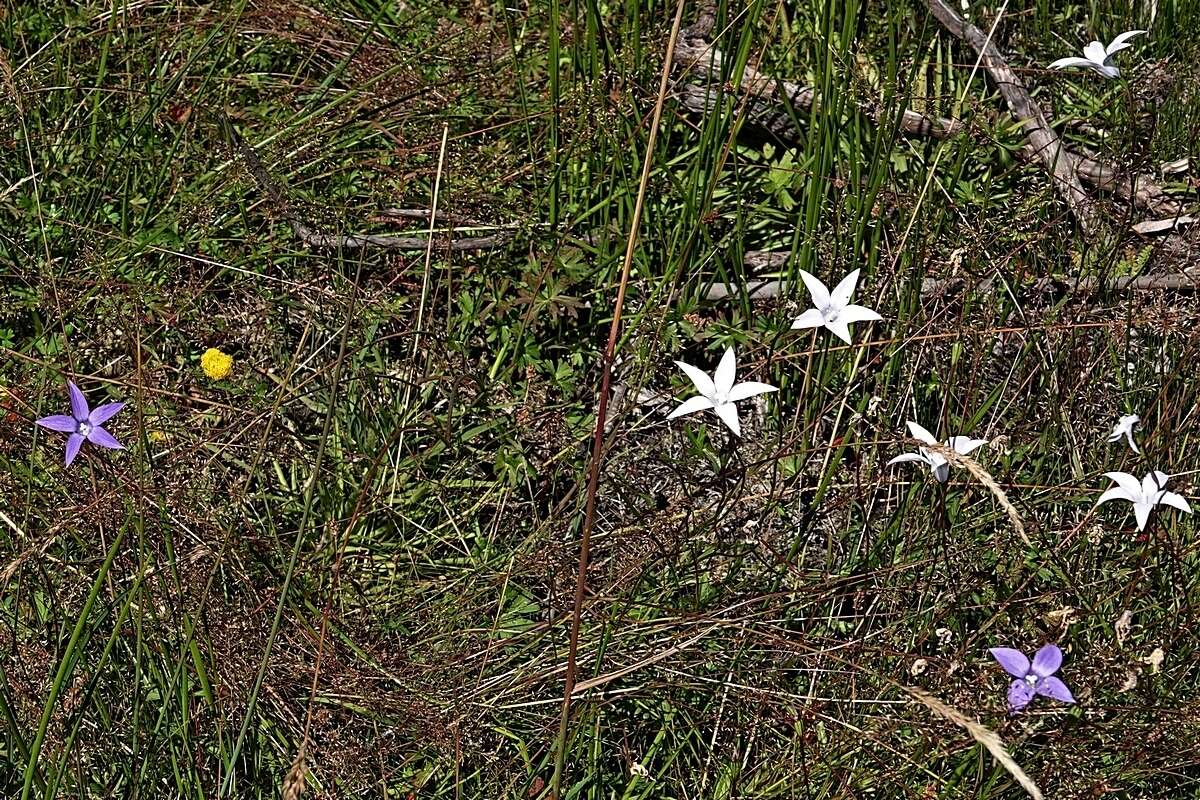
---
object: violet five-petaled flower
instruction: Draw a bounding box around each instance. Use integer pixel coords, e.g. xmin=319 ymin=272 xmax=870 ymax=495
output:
xmin=35 ymin=381 xmax=126 ymax=467
xmin=666 ymin=347 xmax=777 ymax=437
xmin=1096 ymin=470 xmax=1192 ymax=531
xmin=989 ymin=644 xmax=1075 ymax=712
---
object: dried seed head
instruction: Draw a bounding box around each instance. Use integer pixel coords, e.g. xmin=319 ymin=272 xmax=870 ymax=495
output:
xmin=283 ymin=747 xmax=307 ymax=800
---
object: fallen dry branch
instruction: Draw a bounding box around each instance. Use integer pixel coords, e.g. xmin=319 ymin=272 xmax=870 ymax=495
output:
xmin=234 ymin=131 xmax=512 ymax=252
xmin=921 ymin=0 xmax=1095 ymax=231
xmin=674 ymin=29 xmax=966 ymax=141
xmin=674 ymin=9 xmax=1185 ymax=218
xmin=283 ymin=224 xmax=510 ymax=252
xmin=1073 ymin=160 xmax=1186 ymax=217
xmin=702 ymin=265 xmax=1200 ymax=301
xmin=674 ymin=83 xmax=1184 ymax=217
xmin=1131 ymin=215 xmax=1197 ymax=235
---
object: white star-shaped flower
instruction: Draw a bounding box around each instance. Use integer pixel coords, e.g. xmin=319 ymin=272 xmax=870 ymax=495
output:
xmin=1048 ymin=30 xmax=1146 ymax=78
xmin=666 ymin=347 xmax=777 ymax=437
xmin=886 ymin=421 xmax=988 ymax=483
xmin=791 ymin=269 xmax=882 ymax=345
xmin=1107 ymin=413 xmax=1141 ymax=454
xmin=1096 ymin=470 xmax=1192 ymax=531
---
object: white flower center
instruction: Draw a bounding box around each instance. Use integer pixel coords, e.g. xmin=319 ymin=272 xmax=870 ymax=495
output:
xmin=711 ymin=391 xmax=729 ymax=406
xmin=1024 ymin=674 xmax=1038 ymax=687
xmin=77 ymin=421 xmax=92 ymax=436
xmin=822 ymin=306 xmax=840 ymax=324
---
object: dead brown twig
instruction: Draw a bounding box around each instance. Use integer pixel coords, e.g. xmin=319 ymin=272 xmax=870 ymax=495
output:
xmin=702 ymin=264 xmax=1200 ymax=301
xmin=673 ymin=7 xmax=1186 ymax=219
xmin=234 ymin=134 xmax=512 ymax=252
xmin=926 ymin=0 xmax=1097 ymax=230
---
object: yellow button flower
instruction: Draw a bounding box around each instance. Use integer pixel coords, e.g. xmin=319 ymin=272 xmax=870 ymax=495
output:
xmin=201 ymin=348 xmax=233 ymax=380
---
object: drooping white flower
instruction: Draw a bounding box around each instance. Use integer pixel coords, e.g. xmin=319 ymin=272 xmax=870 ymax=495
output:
xmin=1048 ymin=30 xmax=1146 ymax=78
xmin=1096 ymin=470 xmax=1192 ymax=531
xmin=886 ymin=421 xmax=988 ymax=483
xmin=791 ymin=269 xmax=882 ymax=345
xmin=1107 ymin=413 xmax=1141 ymax=454
xmin=666 ymin=347 xmax=777 ymax=437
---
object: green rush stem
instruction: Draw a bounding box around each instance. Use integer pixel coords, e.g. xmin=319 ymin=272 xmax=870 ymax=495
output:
xmin=20 ymin=526 xmax=127 ymax=800
xmin=548 ymin=0 xmax=687 ymax=795
xmin=218 ymin=262 xmax=364 ymax=796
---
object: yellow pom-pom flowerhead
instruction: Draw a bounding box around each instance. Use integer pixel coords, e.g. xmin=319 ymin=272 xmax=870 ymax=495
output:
xmin=201 ymin=347 xmax=233 ymax=380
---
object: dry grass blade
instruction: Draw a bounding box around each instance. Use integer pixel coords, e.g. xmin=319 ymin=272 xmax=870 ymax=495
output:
xmin=905 ymin=687 xmax=1043 ymax=800
xmin=919 ymin=441 xmax=1031 ymax=547
xmin=549 ymin=0 xmax=689 ymax=795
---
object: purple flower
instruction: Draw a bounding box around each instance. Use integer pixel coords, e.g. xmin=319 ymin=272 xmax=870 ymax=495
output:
xmin=35 ymin=381 xmax=126 ymax=467
xmin=989 ymin=644 xmax=1075 ymax=712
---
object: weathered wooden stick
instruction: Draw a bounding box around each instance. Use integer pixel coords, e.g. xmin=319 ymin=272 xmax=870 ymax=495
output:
xmin=235 ymin=133 xmax=512 ymax=252
xmin=674 ymin=83 xmax=1184 ymax=217
xmin=921 ymin=0 xmax=1097 ymax=232
xmin=673 ymin=34 xmax=966 ymax=140
xmin=701 ymin=266 xmax=1200 ymax=301
xmin=674 ymin=6 xmax=1184 ymax=217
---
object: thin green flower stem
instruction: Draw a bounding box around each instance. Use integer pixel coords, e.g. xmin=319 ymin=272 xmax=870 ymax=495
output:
xmin=45 ymin=568 xmax=143 ymax=797
xmin=20 ymin=525 xmax=127 ymax=800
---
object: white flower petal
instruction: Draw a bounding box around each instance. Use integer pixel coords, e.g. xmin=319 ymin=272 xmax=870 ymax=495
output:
xmin=714 ymin=347 xmax=737 ymax=396
xmin=674 ymin=360 xmax=716 ymax=398
xmin=791 ymin=308 xmax=825 ymax=330
xmin=1158 ymin=491 xmax=1192 ymax=515
xmin=1104 ymin=471 xmax=1143 ymax=498
xmin=666 ymin=395 xmax=715 ymax=420
xmin=906 ymin=421 xmax=938 ymax=445
xmin=1096 ymin=487 xmax=1137 ymax=506
xmin=837 ymin=304 xmax=882 ymax=325
xmin=1051 ymin=55 xmax=1099 ymax=70
xmin=797 ymin=269 xmax=831 ymax=310
xmin=712 ymin=402 xmax=741 ymax=437
xmin=1083 ymin=41 xmax=1109 ymax=63
xmin=948 ymin=436 xmax=988 ymax=455
xmin=825 ymin=318 xmax=852 ymax=345
xmin=1048 ymin=56 xmax=1097 ymax=70
xmin=1106 ymin=29 xmax=1146 ymax=55
xmin=726 ymin=381 xmax=777 ymax=402
xmin=829 ymin=269 xmax=861 ymax=308
xmin=1142 ymin=472 xmax=1172 ymax=501
xmin=887 ymin=452 xmax=930 ymax=467
xmin=1133 ymin=502 xmax=1154 ymax=532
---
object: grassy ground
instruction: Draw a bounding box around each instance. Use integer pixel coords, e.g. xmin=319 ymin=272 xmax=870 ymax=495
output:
xmin=2 ymin=0 xmax=1199 ymax=797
